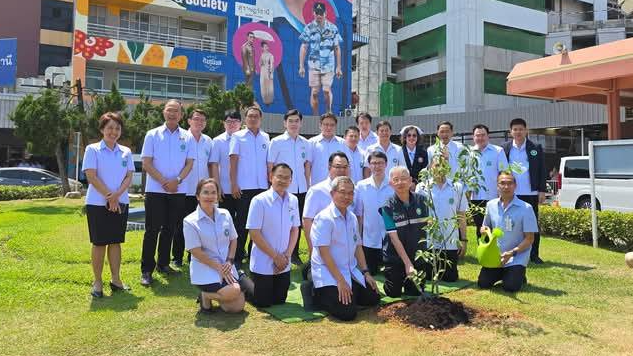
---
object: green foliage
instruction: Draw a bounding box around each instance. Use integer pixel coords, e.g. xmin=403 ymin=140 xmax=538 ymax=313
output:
xmin=540 ymin=206 xmax=633 ymax=250
xmin=83 ymin=83 xmax=128 ymax=141
xmin=198 ymin=83 xmax=254 ymax=138
xmin=125 ymin=93 xmax=163 ymax=151
xmin=0 ymin=185 xmax=60 ymax=201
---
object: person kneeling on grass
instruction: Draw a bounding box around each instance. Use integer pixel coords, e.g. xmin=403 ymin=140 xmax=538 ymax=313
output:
xmin=183 ymin=178 xmax=245 ymax=313
xmin=478 ymin=171 xmax=537 ymax=293
xmin=302 ymin=176 xmax=380 ymax=321
xmin=245 ymin=163 xmax=300 ymax=307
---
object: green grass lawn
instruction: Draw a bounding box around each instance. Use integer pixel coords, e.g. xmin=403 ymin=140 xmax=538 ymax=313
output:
xmin=1 ymin=198 xmax=632 ymax=356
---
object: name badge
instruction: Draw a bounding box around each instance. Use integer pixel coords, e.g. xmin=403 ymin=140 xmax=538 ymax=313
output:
xmin=504 ymin=216 xmax=513 ymax=232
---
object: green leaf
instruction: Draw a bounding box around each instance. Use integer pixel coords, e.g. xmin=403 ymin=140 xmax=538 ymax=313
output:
xmin=127 ymin=42 xmax=145 ymax=62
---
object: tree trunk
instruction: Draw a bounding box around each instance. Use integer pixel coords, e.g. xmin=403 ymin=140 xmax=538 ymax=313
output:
xmin=55 ymin=142 xmax=71 ymax=194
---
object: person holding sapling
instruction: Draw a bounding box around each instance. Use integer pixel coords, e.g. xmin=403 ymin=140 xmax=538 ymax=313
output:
xmin=478 ymin=171 xmax=537 ymax=292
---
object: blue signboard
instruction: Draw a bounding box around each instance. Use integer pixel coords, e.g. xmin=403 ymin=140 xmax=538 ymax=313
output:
xmin=0 ymin=38 xmax=17 ymax=86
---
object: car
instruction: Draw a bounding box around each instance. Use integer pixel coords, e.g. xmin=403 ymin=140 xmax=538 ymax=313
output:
xmin=0 ymin=167 xmax=83 ymax=192
xmin=556 ymin=156 xmax=633 ymax=213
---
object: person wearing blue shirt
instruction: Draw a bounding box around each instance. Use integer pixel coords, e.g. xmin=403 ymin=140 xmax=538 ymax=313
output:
xmin=298 ymin=1 xmax=343 ymax=115
xmin=356 ymin=112 xmax=378 ymax=152
xmin=478 ymin=171 xmax=538 ymax=292
xmin=82 ymin=112 xmax=134 ymax=297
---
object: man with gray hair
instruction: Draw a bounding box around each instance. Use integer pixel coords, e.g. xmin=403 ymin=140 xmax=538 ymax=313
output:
xmin=303 ymin=175 xmax=379 ymax=321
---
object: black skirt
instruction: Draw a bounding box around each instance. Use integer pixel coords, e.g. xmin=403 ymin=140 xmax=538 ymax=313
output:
xmin=86 ymin=204 xmax=129 ymax=246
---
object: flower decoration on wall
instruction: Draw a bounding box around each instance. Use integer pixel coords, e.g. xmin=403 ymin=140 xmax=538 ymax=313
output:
xmin=74 ymin=30 xmax=114 ymax=60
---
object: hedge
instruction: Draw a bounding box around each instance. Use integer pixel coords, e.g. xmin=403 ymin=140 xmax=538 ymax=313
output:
xmin=540 ymin=206 xmax=633 ymax=251
xmin=0 ymin=185 xmax=61 ymax=201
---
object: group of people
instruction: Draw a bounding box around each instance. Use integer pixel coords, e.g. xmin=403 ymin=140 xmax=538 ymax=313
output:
xmin=82 ymin=100 xmax=547 ymax=321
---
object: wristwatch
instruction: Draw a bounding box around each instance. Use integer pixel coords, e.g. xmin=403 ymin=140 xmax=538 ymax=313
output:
xmin=226 ymin=257 xmax=234 ymax=264
xmin=361 ymin=269 xmax=370 ymax=275
xmin=176 ymin=176 xmax=182 ymax=184
xmin=512 ymin=250 xmax=518 ymax=257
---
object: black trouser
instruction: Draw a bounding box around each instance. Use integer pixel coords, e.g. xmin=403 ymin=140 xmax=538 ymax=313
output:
xmin=219 ymin=193 xmax=239 ymax=219
xmin=517 ymin=194 xmax=541 ymax=260
xmin=314 ymin=280 xmax=380 ymax=321
xmin=171 ymin=195 xmax=198 ymax=264
xmin=471 ymin=199 xmax=488 ymax=240
xmin=234 ymin=189 xmax=266 ymax=267
xmin=363 ymin=246 xmax=382 ymax=276
xmin=383 ymin=258 xmax=425 ymax=297
xmin=423 ymin=249 xmax=459 ymax=283
xmin=249 ymin=271 xmax=291 ymax=307
xmin=141 ymin=193 xmax=185 ymax=273
xmin=292 ymin=192 xmax=306 ymax=258
xmin=478 ymin=265 xmax=526 ymax=292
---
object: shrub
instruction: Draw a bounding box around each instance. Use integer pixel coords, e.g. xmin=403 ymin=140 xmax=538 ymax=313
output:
xmin=0 ymin=185 xmax=61 ymax=201
xmin=540 ymin=206 xmax=633 ymax=251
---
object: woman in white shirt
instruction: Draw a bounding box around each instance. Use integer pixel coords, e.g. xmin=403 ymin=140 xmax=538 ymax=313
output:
xmin=183 ymin=178 xmax=245 ymax=314
xmin=82 ymin=112 xmax=134 ymax=298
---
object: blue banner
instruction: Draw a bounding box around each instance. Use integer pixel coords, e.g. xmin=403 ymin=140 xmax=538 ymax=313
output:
xmin=171 ymin=47 xmax=228 ymax=73
xmin=0 ymin=38 xmax=17 ymax=86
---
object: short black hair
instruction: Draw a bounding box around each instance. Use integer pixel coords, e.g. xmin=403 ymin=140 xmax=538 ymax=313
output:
xmin=472 ymin=124 xmax=489 ymax=134
xmin=224 ymin=111 xmax=241 ymax=121
xmin=328 ymin=151 xmax=349 ymax=166
xmin=344 ymin=126 xmax=360 ymax=136
xmin=260 ymin=41 xmax=268 ymax=48
xmin=245 ymin=106 xmax=263 ymax=117
xmin=320 ymin=112 xmax=338 ymax=123
xmin=247 ymin=31 xmax=254 ymax=36
xmin=497 ymin=170 xmax=516 ymax=183
xmin=355 ymin=112 xmax=372 ymax=124
xmin=271 ymin=163 xmax=293 ymax=176
xmin=284 ymin=109 xmax=303 ymax=121
xmin=437 ymin=121 xmax=453 ymax=131
xmin=367 ymin=150 xmax=388 ymax=164
xmin=509 ymin=118 xmax=527 ymax=128
xmin=376 ymin=120 xmax=392 ymax=131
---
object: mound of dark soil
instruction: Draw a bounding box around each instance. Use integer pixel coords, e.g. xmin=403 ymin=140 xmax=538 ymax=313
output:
xmin=378 ymin=297 xmax=470 ymax=330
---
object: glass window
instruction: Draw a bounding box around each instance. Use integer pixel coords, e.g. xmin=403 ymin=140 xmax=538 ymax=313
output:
xmin=38 ymin=45 xmax=71 ymax=75
xmin=86 ymin=68 xmax=104 ymax=90
xmin=41 ymin=0 xmax=73 ymax=32
xmin=118 ymin=71 xmax=135 ymax=92
xmin=168 ymin=76 xmax=182 ymax=97
xmin=0 ymin=170 xmax=22 ymax=179
xmin=564 ymin=159 xmax=590 ymax=179
xmin=151 ymin=74 xmax=167 ymax=97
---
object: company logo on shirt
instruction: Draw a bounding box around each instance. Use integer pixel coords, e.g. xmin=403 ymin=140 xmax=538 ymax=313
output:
xmin=301 ymin=152 xmax=306 ymax=159
xmin=353 ymin=234 xmax=359 ymax=242
xmin=530 ymin=150 xmax=538 ymax=157
xmin=486 ymin=161 xmax=492 ymax=167
xmin=224 ymin=228 xmax=229 ymax=236
xmin=416 ymin=208 xmax=422 ymax=215
xmin=180 ymin=144 xmax=186 ymax=151
xmin=122 ymin=160 xmax=127 ymax=167
xmin=262 ymin=143 xmax=267 ymax=149
xmin=449 ymin=198 xmax=454 ymax=205
xmin=392 ymin=158 xmax=397 ymax=163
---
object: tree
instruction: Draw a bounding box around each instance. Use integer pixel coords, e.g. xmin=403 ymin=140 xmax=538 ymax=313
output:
xmin=9 ymin=89 xmax=76 ymax=194
xmin=81 ymin=83 xmax=128 ymax=143
xmin=199 ymin=83 xmax=254 ymax=138
xmin=124 ymin=93 xmax=163 ymax=152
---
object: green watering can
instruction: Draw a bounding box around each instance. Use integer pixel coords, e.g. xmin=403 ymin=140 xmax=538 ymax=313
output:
xmin=476 ymin=228 xmax=504 ymax=268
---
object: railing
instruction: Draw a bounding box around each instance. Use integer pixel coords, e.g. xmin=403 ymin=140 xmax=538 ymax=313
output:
xmin=87 ymin=23 xmax=227 ymax=54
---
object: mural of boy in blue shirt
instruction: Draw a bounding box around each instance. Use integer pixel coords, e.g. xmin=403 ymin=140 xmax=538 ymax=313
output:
xmin=298 ymin=1 xmax=343 ymax=115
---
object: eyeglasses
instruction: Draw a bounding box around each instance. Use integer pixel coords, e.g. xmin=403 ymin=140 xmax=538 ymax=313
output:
xmin=331 ymin=165 xmax=349 ymax=169
xmin=391 ymin=176 xmax=411 ymax=184
xmin=225 ymin=119 xmax=241 ymax=124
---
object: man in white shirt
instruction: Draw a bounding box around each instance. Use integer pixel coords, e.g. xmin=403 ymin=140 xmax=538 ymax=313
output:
xmin=229 ymin=106 xmax=270 ymax=269
xmin=363 ymin=120 xmax=405 ymax=178
xmin=267 ymin=109 xmax=312 ymax=265
xmin=246 ymin=163 xmax=300 ymax=307
xmin=342 ymin=126 xmax=365 ymax=183
xmin=172 ymin=109 xmax=214 ymax=267
xmin=308 ymin=112 xmax=345 ymax=185
xmin=140 ymin=99 xmax=194 ymax=286
xmin=210 ymin=112 xmax=242 ymax=219
xmin=470 ymin=124 xmax=508 ymax=241
xmin=427 ymin=121 xmax=465 ymax=179
xmin=356 ymin=112 xmax=378 ymax=151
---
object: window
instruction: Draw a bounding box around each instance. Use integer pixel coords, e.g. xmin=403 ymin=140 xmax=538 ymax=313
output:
xmin=352 ymin=54 xmax=357 ymax=72
xmin=89 ymin=5 xmax=106 ymax=25
xmin=41 ymin=0 xmax=73 ymax=32
xmin=117 ymin=71 xmax=214 ymax=100
xmin=0 ymin=169 xmax=22 ymax=179
xmin=86 ymin=68 xmax=104 ymax=90
xmin=38 ymin=45 xmax=72 ymax=75
xmin=564 ymin=159 xmax=590 ymax=179
xmin=181 ymin=19 xmax=207 ymax=32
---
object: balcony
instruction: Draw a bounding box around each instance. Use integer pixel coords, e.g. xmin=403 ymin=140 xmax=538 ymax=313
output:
xmin=87 ymin=23 xmax=227 ymax=54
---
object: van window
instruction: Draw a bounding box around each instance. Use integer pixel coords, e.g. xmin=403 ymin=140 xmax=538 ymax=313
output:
xmin=564 ymin=159 xmax=589 ymax=179
xmin=134 ymin=161 xmax=143 ymax=172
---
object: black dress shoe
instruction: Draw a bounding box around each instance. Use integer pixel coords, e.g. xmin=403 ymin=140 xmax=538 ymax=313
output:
xmin=90 ymin=289 xmax=104 ymax=298
xmin=110 ymin=282 xmax=131 ymax=292
xmin=140 ymin=272 xmax=153 ymax=286
xmin=530 ymin=256 xmax=544 ymax=264
xmin=156 ymin=265 xmax=178 ymax=274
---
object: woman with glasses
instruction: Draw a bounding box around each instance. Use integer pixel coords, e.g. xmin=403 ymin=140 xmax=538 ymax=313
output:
xmin=400 ymin=125 xmax=428 ymax=187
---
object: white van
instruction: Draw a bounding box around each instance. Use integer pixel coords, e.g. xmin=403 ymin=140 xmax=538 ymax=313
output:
xmin=557 ymin=156 xmax=633 ymax=213
xmin=132 ymin=154 xmax=143 ymax=187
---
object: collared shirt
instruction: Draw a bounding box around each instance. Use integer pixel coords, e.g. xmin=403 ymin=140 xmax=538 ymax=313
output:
xmin=267 ymin=132 xmax=312 ymax=194
xmin=246 ymin=189 xmax=300 ymax=275
xmin=298 ymin=20 xmax=342 ymax=73
xmin=509 ymin=140 xmax=537 ymax=195
xmin=229 ymin=128 xmax=270 ymax=190
xmin=483 ymin=196 xmax=538 ymax=267
xmin=416 ymin=181 xmax=468 ymax=250
xmin=183 ymin=206 xmax=239 ymax=285
xmin=308 ymin=134 xmax=345 ymax=185
xmin=209 ymin=132 xmax=233 ymax=195
xmin=354 ymin=176 xmax=394 ymax=249
xmin=82 ymin=140 xmax=134 ymax=206
xmin=364 ymin=142 xmax=406 ymax=175
xmin=311 ymin=203 xmax=365 ymax=288
xmin=471 ymin=144 xmax=509 ymax=200
xmin=358 ymin=130 xmax=378 ymax=152
xmin=141 ymin=124 xmax=195 ymax=194
xmin=303 ymin=177 xmax=333 ymax=219
xmin=342 ymin=145 xmax=365 ymax=183
xmin=427 ymin=140 xmax=465 ymax=178
xmin=406 ymin=146 xmax=416 ymax=164
xmin=184 ymin=131 xmax=213 ymax=196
